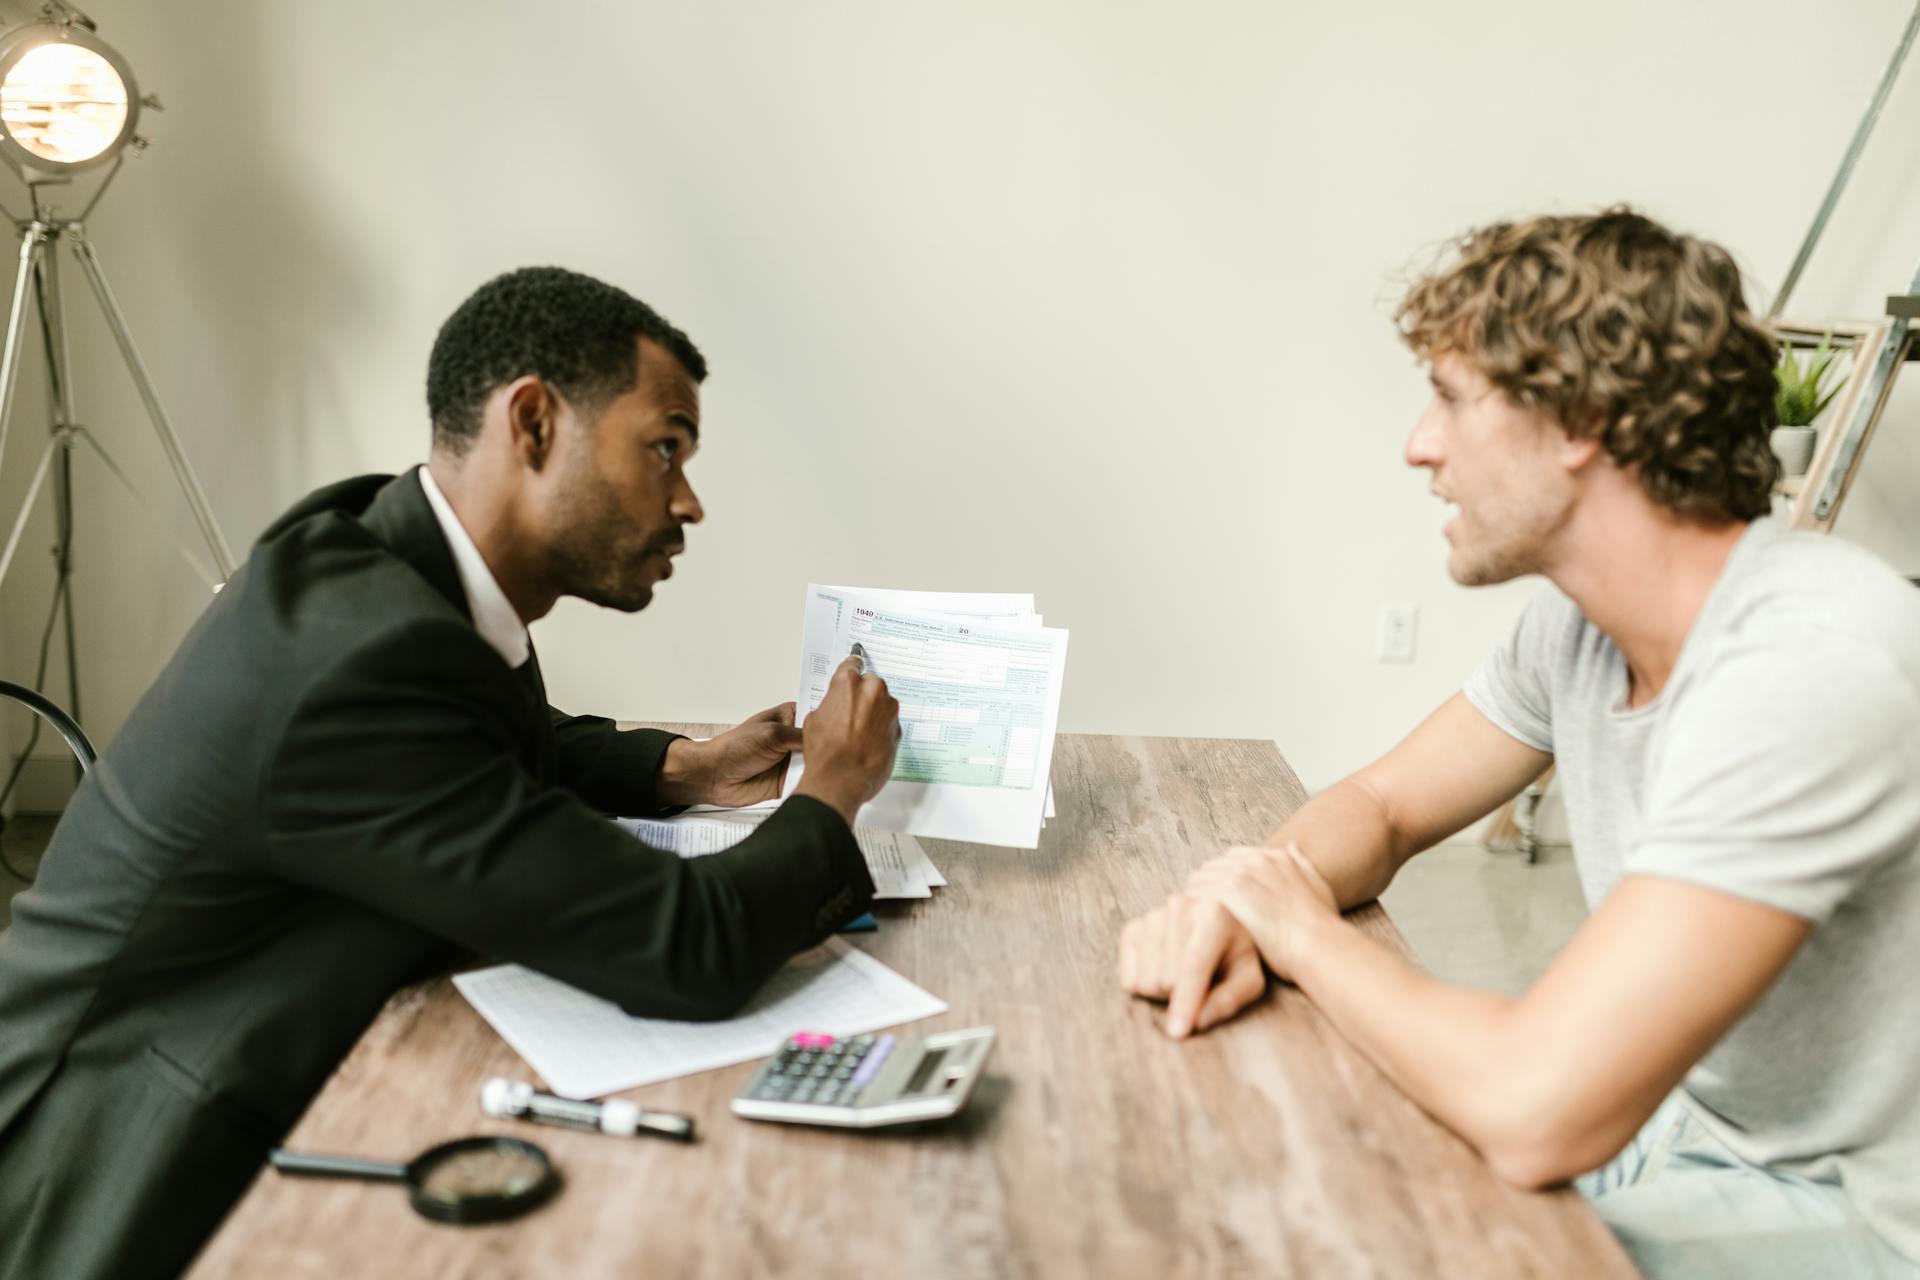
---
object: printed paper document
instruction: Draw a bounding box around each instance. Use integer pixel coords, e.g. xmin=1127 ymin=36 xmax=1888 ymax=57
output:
xmin=454 ymin=940 xmax=946 ymax=1099
xmin=781 ymin=584 xmax=1069 ymax=848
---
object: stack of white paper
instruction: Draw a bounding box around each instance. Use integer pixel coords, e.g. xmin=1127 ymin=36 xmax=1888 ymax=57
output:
xmin=779 ymin=584 xmax=1068 ymax=849
xmin=616 ymin=813 xmax=945 ymax=900
xmin=454 ymin=940 xmax=946 ymax=1099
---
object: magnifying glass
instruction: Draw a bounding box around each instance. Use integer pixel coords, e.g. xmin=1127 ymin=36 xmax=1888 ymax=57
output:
xmin=270 ymin=1136 xmax=560 ymax=1225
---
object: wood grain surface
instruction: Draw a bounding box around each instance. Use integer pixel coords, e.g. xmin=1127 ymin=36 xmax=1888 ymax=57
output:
xmin=186 ymin=732 xmax=1635 ymax=1279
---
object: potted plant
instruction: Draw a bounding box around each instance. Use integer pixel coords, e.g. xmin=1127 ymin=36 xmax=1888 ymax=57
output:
xmin=1772 ymin=331 xmax=1846 ymax=477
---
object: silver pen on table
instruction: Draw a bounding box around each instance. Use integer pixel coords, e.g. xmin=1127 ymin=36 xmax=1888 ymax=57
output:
xmin=481 ymin=1077 xmax=696 ymax=1143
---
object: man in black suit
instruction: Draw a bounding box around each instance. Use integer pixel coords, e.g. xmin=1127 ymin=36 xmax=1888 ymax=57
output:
xmin=0 ymin=267 xmax=899 ymax=1280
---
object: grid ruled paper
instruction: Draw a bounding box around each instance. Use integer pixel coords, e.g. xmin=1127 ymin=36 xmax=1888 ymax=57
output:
xmin=452 ymin=940 xmax=946 ymax=1099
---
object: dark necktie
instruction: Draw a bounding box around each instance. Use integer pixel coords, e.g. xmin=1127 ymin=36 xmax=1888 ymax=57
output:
xmin=512 ymin=653 xmax=555 ymax=781
xmin=512 ymin=654 xmax=545 ymax=709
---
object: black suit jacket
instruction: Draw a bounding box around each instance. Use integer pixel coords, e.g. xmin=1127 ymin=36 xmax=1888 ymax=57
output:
xmin=0 ymin=469 xmax=872 ymax=1279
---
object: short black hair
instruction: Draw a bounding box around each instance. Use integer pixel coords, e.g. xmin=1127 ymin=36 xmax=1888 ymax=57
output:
xmin=425 ymin=266 xmax=707 ymax=450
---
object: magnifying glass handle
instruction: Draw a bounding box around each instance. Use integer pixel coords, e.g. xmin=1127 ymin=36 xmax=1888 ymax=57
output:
xmin=271 ymin=1148 xmax=409 ymax=1182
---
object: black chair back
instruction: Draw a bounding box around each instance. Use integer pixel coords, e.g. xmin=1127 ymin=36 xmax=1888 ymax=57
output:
xmin=0 ymin=681 xmax=96 ymax=773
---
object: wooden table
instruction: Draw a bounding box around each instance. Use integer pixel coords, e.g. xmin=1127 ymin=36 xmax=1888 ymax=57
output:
xmin=188 ymin=733 xmax=1635 ymax=1278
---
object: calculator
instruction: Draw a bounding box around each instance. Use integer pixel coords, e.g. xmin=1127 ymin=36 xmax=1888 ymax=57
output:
xmin=730 ymin=1027 xmax=995 ymax=1128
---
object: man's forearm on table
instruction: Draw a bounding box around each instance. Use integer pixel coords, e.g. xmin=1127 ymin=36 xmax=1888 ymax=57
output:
xmin=550 ymin=715 xmax=687 ymax=814
xmin=1288 ymin=914 xmax=1566 ymax=1185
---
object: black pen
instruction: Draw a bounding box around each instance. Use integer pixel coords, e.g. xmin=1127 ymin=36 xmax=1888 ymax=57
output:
xmin=850 ymin=641 xmax=876 ymax=676
xmin=482 ymin=1077 xmax=696 ymax=1143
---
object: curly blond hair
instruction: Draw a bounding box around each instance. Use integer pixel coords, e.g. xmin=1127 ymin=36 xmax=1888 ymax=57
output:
xmin=1396 ymin=208 xmax=1780 ymax=521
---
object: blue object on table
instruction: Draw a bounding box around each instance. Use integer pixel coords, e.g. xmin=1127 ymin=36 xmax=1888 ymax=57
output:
xmin=839 ymin=912 xmax=878 ymax=933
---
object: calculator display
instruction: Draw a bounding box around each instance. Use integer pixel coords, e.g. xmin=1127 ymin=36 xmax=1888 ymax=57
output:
xmin=902 ymin=1048 xmax=946 ymax=1095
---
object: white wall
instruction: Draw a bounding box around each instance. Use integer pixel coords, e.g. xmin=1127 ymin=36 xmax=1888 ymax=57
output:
xmin=3 ymin=0 xmax=1919 ymax=797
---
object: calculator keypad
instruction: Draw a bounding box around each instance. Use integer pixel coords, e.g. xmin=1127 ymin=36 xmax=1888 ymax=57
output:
xmin=747 ymin=1033 xmax=896 ymax=1107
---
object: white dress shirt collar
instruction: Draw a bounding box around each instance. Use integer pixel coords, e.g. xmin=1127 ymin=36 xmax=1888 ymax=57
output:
xmin=415 ymin=465 xmax=531 ymax=668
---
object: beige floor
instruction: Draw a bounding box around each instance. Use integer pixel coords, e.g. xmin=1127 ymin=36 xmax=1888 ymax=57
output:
xmin=3 ymin=817 xmax=1587 ymax=995
xmin=1381 ymin=840 xmax=1587 ymax=996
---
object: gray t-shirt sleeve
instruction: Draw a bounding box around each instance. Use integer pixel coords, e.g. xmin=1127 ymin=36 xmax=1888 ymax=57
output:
xmin=1462 ymin=587 xmax=1568 ymax=754
xmin=1627 ymin=633 xmax=1920 ymax=923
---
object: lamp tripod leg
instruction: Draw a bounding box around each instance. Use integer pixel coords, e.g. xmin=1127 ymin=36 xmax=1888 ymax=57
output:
xmin=35 ymin=240 xmax=81 ymax=734
xmin=66 ymin=225 xmax=234 ymax=579
xmin=0 ymin=430 xmax=61 ymax=593
xmin=0 ymin=224 xmax=49 ymax=477
xmin=66 ymin=426 xmax=219 ymax=588
xmin=55 ymin=437 xmax=78 ymax=736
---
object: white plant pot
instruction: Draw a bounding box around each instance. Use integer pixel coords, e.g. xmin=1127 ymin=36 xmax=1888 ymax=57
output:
xmin=1771 ymin=425 xmax=1817 ymax=477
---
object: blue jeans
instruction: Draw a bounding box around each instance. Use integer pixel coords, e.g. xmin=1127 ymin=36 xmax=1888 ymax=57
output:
xmin=1578 ymin=1092 xmax=1916 ymax=1279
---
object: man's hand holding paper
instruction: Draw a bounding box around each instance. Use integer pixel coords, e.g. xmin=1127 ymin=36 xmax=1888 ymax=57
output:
xmin=657 ymin=703 xmax=806 ymax=808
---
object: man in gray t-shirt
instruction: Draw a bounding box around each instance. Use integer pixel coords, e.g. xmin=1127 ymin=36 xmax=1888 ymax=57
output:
xmin=1470 ymin=522 xmax=1920 ymax=1273
xmin=1117 ymin=209 xmax=1920 ymax=1277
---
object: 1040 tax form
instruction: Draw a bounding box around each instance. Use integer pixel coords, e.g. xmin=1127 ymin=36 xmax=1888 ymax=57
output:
xmin=780 ymin=584 xmax=1068 ymax=848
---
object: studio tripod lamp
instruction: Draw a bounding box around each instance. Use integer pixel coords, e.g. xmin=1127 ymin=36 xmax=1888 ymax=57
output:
xmin=0 ymin=0 xmax=234 ymax=615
